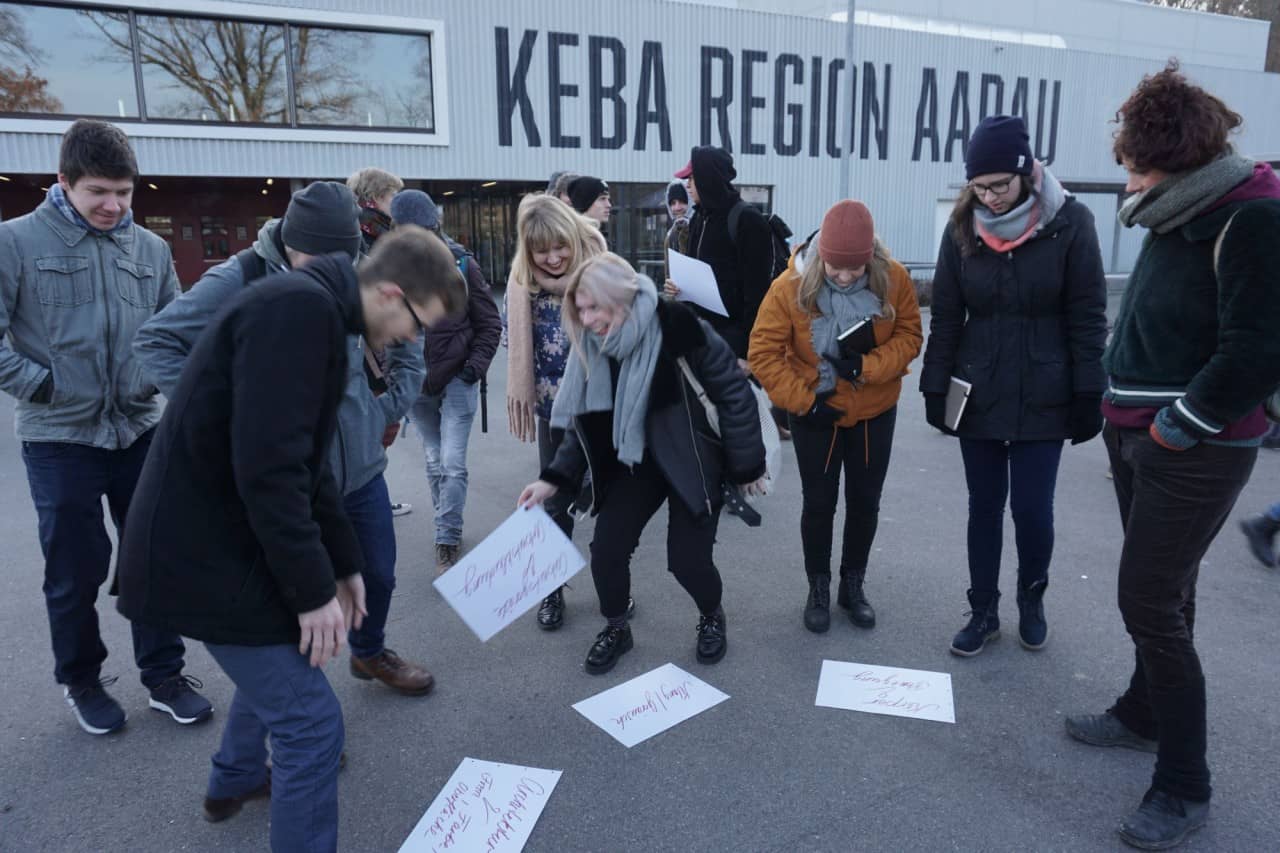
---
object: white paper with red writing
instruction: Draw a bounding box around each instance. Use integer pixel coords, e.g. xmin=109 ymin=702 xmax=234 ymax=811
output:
xmin=397 ymin=758 xmax=562 ymax=853
xmin=571 ymin=663 xmax=730 ymax=748
xmin=433 ymin=506 xmax=585 ymax=642
xmin=815 ymin=660 xmax=955 ymax=724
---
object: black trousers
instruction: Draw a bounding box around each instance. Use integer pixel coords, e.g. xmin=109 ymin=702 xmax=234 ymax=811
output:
xmin=1103 ymin=424 xmax=1256 ymax=803
xmin=537 ymin=417 xmax=575 ymax=539
xmin=588 ymin=452 xmax=722 ymax=619
xmin=790 ymin=406 xmax=896 ymax=580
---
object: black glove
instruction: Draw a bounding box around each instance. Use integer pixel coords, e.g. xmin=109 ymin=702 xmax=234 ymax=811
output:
xmin=796 ymin=391 xmax=843 ymax=430
xmin=823 ymin=353 xmax=862 ymax=383
xmin=924 ymin=393 xmax=953 ymax=434
xmin=1069 ymin=393 xmax=1104 ymax=445
xmin=31 ymin=374 xmax=54 ymax=404
xmin=458 ymin=363 xmax=480 ymax=385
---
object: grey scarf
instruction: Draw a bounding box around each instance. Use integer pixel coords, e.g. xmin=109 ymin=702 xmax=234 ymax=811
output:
xmin=973 ymin=161 xmax=1068 ymax=243
xmin=550 ymin=275 xmax=662 ymax=466
xmin=1117 ymin=154 xmax=1255 ymax=234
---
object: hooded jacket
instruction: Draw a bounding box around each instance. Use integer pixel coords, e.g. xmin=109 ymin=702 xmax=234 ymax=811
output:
xmin=750 ymin=236 xmax=923 ymax=426
xmin=421 ymin=239 xmax=502 ymax=395
xmin=684 ymin=147 xmax=773 ymax=359
xmin=133 ymin=218 xmax=425 ymax=495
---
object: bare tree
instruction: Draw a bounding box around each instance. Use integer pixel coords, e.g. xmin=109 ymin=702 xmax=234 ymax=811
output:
xmin=1149 ymin=0 xmax=1280 ymax=72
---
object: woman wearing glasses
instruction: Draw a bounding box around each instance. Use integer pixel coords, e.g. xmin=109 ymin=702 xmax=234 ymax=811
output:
xmin=919 ymin=115 xmax=1107 ymax=657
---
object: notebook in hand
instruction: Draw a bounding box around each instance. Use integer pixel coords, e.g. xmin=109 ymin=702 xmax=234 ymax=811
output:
xmin=945 ymin=377 xmax=972 ymax=432
xmin=837 ymin=318 xmax=876 ymax=357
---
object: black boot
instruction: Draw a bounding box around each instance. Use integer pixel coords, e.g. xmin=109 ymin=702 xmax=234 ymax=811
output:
xmin=584 ymin=624 xmax=633 ymax=674
xmin=838 ymin=571 xmax=876 ymax=628
xmin=536 ymin=586 xmax=565 ymax=631
xmin=695 ymin=607 xmax=727 ymax=664
xmin=1239 ymin=514 xmax=1280 ymax=568
xmin=951 ymin=589 xmax=1000 ymax=657
xmin=803 ymin=574 xmax=831 ymax=633
xmin=1016 ymin=578 xmax=1049 ymax=650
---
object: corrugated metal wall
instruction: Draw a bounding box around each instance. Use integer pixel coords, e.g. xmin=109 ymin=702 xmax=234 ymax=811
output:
xmin=4 ymin=0 xmax=1280 ymax=264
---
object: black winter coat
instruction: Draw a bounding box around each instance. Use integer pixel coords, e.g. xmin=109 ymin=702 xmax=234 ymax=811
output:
xmin=920 ymin=198 xmax=1107 ymax=441
xmin=422 ymin=246 xmax=502 ymax=394
xmin=541 ymin=300 xmax=766 ymax=520
xmin=117 ymin=254 xmax=366 ymax=646
xmin=685 ymin=146 xmax=773 ymax=359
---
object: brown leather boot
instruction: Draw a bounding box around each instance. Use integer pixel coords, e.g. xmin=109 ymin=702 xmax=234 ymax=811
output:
xmin=349 ymin=649 xmax=434 ymax=696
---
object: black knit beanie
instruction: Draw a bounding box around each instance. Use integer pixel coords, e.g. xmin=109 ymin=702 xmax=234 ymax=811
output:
xmin=567 ymin=176 xmax=608 ymax=213
xmin=666 ymin=181 xmax=688 ymax=206
xmin=965 ymin=116 xmax=1034 ymax=181
xmin=282 ymin=181 xmax=362 ymax=259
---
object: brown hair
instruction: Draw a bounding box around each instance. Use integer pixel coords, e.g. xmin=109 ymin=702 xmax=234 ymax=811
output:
xmin=346 ymin=167 xmax=404 ymax=205
xmin=59 ymin=119 xmax=138 ymax=185
xmin=1112 ymin=60 xmax=1241 ymax=174
xmin=797 ymin=237 xmax=897 ymax=322
xmin=358 ymin=225 xmax=467 ymax=315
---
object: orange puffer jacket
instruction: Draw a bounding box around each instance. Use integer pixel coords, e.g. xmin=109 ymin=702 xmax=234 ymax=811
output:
xmin=749 ymin=243 xmax=923 ymax=428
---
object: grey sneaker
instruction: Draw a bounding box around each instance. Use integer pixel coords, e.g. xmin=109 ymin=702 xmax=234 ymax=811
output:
xmin=1065 ymin=712 xmax=1158 ymax=753
xmin=64 ymin=677 xmax=126 ymax=735
xmin=1118 ymin=788 xmax=1209 ymax=850
xmin=435 ymin=543 xmax=460 ymax=575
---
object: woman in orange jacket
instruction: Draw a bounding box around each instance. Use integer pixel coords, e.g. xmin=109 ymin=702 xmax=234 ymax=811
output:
xmin=749 ymin=200 xmax=922 ymax=633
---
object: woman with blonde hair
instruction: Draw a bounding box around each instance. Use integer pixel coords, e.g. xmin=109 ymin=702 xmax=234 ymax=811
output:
xmin=518 ymin=253 xmax=766 ymax=674
xmin=505 ymin=193 xmax=606 ymax=630
xmin=750 ymin=200 xmax=922 ymax=634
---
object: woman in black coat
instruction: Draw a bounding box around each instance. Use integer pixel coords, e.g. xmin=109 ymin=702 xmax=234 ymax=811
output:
xmin=919 ymin=115 xmax=1107 ymax=657
xmin=519 ymin=253 xmax=766 ymax=675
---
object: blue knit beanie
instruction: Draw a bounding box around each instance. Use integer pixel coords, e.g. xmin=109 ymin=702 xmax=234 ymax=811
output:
xmin=965 ymin=116 xmax=1034 ymax=181
xmin=390 ymin=189 xmax=441 ymax=231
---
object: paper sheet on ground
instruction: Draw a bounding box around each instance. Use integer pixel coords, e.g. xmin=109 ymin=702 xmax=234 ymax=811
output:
xmin=572 ymin=663 xmax=730 ymax=747
xmin=433 ymin=506 xmax=585 ymax=641
xmin=815 ymin=660 xmax=955 ymax=724
xmin=667 ymin=249 xmax=729 ymax=317
xmin=397 ymin=758 xmax=561 ymax=853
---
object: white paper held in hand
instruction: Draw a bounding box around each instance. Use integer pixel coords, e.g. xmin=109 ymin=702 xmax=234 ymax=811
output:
xmin=667 ymin=249 xmax=729 ymax=317
xmin=572 ymin=663 xmax=730 ymax=747
xmin=433 ymin=506 xmax=585 ymax=641
xmin=397 ymin=757 xmax=562 ymax=853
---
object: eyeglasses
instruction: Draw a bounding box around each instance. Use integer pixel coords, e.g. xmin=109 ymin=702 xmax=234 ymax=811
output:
xmin=968 ymin=176 xmax=1016 ymax=198
xmin=402 ymin=296 xmax=426 ymax=334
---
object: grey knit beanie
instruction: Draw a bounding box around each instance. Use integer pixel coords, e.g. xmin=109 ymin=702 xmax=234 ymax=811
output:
xmin=389 ymin=189 xmax=441 ymax=231
xmin=281 ymin=181 xmax=361 ymax=259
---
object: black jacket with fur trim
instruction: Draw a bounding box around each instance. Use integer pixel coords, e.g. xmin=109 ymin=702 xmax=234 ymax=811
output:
xmin=541 ymin=300 xmax=765 ymax=520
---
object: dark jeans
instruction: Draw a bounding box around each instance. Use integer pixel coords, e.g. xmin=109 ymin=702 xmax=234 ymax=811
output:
xmin=21 ymin=432 xmax=185 ymax=689
xmin=537 ymin=416 xmax=576 ymax=539
xmin=344 ymin=473 xmax=396 ymax=660
xmin=1103 ymin=424 xmax=1256 ymax=803
xmin=205 ymin=642 xmax=343 ymax=853
xmin=589 ymin=452 xmax=722 ymax=619
xmin=958 ymin=437 xmax=1064 ymax=593
xmin=790 ymin=406 xmax=896 ymax=580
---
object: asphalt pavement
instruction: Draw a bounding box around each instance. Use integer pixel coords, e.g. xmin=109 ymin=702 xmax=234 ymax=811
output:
xmin=1 ymin=316 xmax=1278 ymax=852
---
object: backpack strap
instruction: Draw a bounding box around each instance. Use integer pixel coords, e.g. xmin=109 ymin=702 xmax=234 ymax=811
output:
xmin=726 ymin=199 xmax=748 ymax=245
xmin=676 ymin=356 xmax=721 ymax=436
xmin=234 ymin=247 xmax=267 ymax=283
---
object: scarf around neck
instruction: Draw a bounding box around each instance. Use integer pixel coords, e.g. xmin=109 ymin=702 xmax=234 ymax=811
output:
xmin=48 ymin=183 xmax=135 ymax=235
xmin=1117 ymin=153 xmax=1256 ymax=234
xmin=550 ymin=275 xmax=662 ymax=466
xmin=973 ymin=161 xmax=1066 ymax=252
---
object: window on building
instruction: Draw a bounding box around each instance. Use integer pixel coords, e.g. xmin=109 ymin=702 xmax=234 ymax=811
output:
xmin=201 ymin=215 xmax=230 ymax=260
xmin=292 ymin=26 xmax=434 ymax=130
xmin=0 ymin=3 xmax=138 ymax=117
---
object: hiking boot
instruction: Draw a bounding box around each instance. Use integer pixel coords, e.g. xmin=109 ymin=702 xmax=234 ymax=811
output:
xmin=350 ymin=649 xmax=434 ymax=696
xmin=1016 ymin=578 xmax=1050 ymax=650
xmin=390 ymin=501 xmax=413 ymax=517
xmin=1065 ymin=712 xmax=1158 ymax=753
xmin=838 ymin=572 xmax=876 ymax=628
xmin=803 ymin=574 xmax=831 ymax=633
xmin=64 ymin=677 xmax=126 ymax=735
xmin=695 ymin=608 xmax=727 ymax=664
xmin=950 ymin=589 xmax=1000 ymax=657
xmin=1239 ymin=514 xmax=1279 ymax=568
xmin=1117 ymin=788 xmax=1209 ymax=850
xmin=202 ymin=773 xmax=271 ymax=823
xmin=537 ymin=586 xmax=565 ymax=631
xmin=585 ymin=625 xmax=633 ymax=675
xmin=435 ymin=543 xmax=460 ymax=575
xmin=148 ymin=674 xmax=214 ymax=725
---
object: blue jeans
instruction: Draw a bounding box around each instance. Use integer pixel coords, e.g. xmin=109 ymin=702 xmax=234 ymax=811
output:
xmin=958 ymin=438 xmax=1064 ymax=593
xmin=204 ymin=642 xmax=343 ymax=853
xmin=343 ymin=473 xmax=396 ymax=660
xmin=21 ymin=432 xmax=186 ymax=688
xmin=408 ymin=377 xmax=479 ymax=546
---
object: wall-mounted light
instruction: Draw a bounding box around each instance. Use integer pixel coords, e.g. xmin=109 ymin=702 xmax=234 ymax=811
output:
xmin=481 ymin=181 xmax=497 ymax=188
xmin=147 ymin=183 xmax=158 ymax=190
xmin=266 ymin=178 xmax=274 ymax=185
xmin=0 ymin=175 xmax=11 ymax=182
xmin=442 ymin=190 xmax=455 ymax=197
xmin=261 ymin=189 xmax=268 ymax=195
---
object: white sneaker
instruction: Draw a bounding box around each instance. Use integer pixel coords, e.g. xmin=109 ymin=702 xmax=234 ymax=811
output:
xmin=391 ymin=502 xmax=412 ymax=517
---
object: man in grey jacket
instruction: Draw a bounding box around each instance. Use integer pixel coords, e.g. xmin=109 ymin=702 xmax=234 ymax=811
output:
xmin=134 ymin=181 xmax=436 ymax=696
xmin=0 ymin=119 xmax=212 ymax=735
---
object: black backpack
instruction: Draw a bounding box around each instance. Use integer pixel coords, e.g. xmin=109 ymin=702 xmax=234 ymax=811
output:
xmin=727 ymin=200 xmax=794 ymax=280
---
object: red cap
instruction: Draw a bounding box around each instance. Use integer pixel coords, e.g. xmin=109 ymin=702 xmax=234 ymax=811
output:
xmin=673 ymin=160 xmax=693 ymax=179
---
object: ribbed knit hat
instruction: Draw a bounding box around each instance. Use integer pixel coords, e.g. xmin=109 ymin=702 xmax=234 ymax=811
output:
xmin=567 ymin=176 xmax=608 ymax=213
xmin=818 ymin=200 xmax=875 ymax=269
xmin=965 ymin=115 xmax=1034 ymax=181
xmin=389 ymin=189 xmax=440 ymax=231
xmin=281 ymin=181 xmax=361 ymax=259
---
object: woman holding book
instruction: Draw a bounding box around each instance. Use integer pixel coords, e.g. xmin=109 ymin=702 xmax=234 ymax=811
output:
xmin=749 ymin=201 xmax=922 ymax=634
xmin=919 ymin=115 xmax=1107 ymax=657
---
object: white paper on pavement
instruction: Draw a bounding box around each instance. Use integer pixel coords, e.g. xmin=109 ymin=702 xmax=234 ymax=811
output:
xmin=571 ymin=663 xmax=730 ymax=747
xmin=667 ymin=249 xmax=729 ymax=317
xmin=433 ymin=506 xmax=585 ymax=642
xmin=397 ymin=758 xmax=562 ymax=853
xmin=814 ymin=660 xmax=955 ymax=724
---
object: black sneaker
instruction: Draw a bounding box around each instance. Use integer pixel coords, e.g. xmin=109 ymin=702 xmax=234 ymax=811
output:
xmin=695 ymin=608 xmax=727 ymax=664
xmin=64 ymin=677 xmax=126 ymax=735
xmin=1065 ymin=712 xmax=1158 ymax=753
xmin=149 ymin=674 xmax=214 ymax=725
xmin=1117 ymin=788 xmax=1209 ymax=850
xmin=585 ymin=625 xmax=633 ymax=675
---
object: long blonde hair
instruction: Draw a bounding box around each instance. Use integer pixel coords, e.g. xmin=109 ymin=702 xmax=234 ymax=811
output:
xmin=561 ymin=253 xmax=641 ymax=362
xmin=509 ymin=193 xmax=605 ymax=292
xmin=797 ymin=235 xmax=897 ymax=321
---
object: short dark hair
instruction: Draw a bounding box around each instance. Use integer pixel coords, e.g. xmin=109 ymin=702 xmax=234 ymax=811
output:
xmin=58 ymin=119 xmax=139 ymax=185
xmin=358 ymin=225 xmax=467 ymax=316
xmin=1113 ymin=60 xmax=1241 ymax=174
